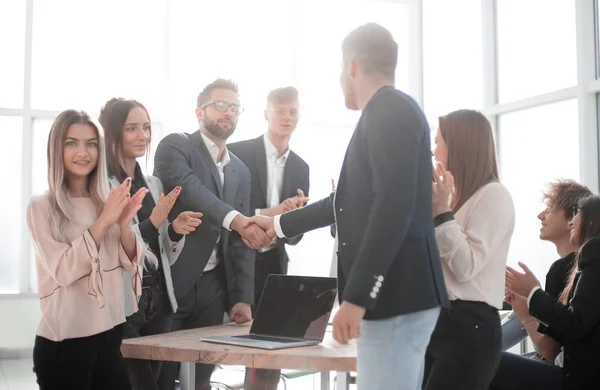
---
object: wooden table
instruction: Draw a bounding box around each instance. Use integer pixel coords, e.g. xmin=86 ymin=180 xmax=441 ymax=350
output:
xmin=121 ymin=322 xmax=356 ymax=390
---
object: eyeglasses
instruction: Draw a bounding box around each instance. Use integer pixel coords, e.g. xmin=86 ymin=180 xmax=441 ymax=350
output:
xmin=200 ymin=100 xmax=244 ymax=116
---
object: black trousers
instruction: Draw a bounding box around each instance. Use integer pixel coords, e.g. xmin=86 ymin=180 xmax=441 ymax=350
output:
xmin=33 ymin=324 xmax=131 ymax=390
xmin=423 ymin=300 xmax=502 ymax=390
xmin=123 ymin=269 xmax=173 ymax=390
xmin=489 ymin=351 xmax=562 ymax=390
xmin=244 ymin=248 xmax=283 ymax=390
xmin=157 ymin=264 xmax=227 ymax=390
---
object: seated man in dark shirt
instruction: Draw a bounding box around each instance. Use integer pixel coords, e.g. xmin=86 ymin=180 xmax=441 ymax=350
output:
xmin=501 ymin=179 xmax=591 ymax=352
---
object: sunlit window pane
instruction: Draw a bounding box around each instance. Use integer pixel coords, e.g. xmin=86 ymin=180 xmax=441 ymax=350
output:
xmin=0 ymin=1 xmax=26 ymax=109
xmin=423 ymin=0 xmax=483 ymax=119
xmin=496 ymin=0 xmax=576 ymax=102
xmin=0 ymin=117 xmax=24 ymax=293
xmin=31 ymin=0 xmax=166 ymax=117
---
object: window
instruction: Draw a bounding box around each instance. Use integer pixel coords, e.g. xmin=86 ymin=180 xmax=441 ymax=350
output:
xmin=499 ymin=100 xmax=579 ymax=281
xmin=496 ymin=0 xmax=577 ymax=103
xmin=30 ymin=0 xmax=166 ymax=116
xmin=0 ymin=1 xmax=26 ymax=109
xmin=0 ymin=117 xmax=24 ymax=293
xmin=423 ymin=0 xmax=483 ymax=119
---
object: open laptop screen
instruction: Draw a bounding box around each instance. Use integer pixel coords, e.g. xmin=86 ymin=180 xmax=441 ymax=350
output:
xmin=250 ymin=275 xmax=338 ymax=341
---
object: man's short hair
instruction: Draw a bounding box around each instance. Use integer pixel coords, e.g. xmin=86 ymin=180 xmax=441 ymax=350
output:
xmin=543 ymin=179 xmax=592 ymax=219
xmin=267 ymin=86 xmax=299 ymax=105
xmin=197 ymin=78 xmax=239 ymax=107
xmin=341 ymin=23 xmax=398 ymax=79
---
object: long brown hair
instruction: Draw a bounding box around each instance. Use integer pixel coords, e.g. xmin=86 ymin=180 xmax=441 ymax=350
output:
xmin=46 ymin=110 xmax=109 ymax=242
xmin=559 ymin=195 xmax=600 ymax=304
xmin=439 ymin=109 xmax=500 ymax=213
xmin=98 ymin=98 xmax=152 ymax=178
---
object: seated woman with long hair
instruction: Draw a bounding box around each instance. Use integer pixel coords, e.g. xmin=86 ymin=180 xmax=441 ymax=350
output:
xmin=493 ymin=194 xmax=600 ymax=390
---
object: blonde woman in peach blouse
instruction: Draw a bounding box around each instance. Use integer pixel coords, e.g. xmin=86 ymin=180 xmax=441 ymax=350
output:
xmin=27 ymin=109 xmax=146 ymax=390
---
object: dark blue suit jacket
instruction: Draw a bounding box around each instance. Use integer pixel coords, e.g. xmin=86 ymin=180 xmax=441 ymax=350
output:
xmin=278 ymin=86 xmax=449 ymax=320
xmin=153 ymin=131 xmax=255 ymax=307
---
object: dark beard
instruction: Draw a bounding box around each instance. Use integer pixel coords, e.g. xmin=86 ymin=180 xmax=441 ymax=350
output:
xmin=205 ymin=119 xmax=235 ymax=140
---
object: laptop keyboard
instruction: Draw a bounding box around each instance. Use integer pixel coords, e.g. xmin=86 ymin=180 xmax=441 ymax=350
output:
xmin=234 ymin=334 xmax=302 ymax=343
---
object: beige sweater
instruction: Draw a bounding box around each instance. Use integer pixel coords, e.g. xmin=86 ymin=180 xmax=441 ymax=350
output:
xmin=27 ymin=192 xmax=143 ymax=341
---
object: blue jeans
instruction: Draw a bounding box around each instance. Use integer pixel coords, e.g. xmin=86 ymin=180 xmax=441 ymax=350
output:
xmin=357 ymin=307 xmax=440 ymax=390
xmin=500 ymin=311 xmax=528 ymax=351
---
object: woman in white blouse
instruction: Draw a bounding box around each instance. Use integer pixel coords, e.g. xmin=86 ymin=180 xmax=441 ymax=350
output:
xmin=422 ymin=109 xmax=516 ymax=390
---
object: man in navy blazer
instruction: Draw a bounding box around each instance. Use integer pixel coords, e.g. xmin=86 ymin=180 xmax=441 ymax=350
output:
xmin=250 ymin=24 xmax=449 ymax=389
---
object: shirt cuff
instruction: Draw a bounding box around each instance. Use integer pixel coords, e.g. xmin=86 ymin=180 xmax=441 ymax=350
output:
xmin=223 ymin=210 xmax=241 ymax=231
xmin=273 ymin=215 xmax=287 ymax=238
xmin=527 ymin=286 xmax=542 ymax=308
xmin=433 ymin=211 xmax=454 ymax=227
xmin=138 ymin=218 xmax=159 ymax=243
xmin=255 ymin=209 xmax=262 ymax=216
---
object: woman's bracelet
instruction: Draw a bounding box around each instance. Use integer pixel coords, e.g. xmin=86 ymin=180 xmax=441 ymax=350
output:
xmin=521 ymin=318 xmax=537 ymax=329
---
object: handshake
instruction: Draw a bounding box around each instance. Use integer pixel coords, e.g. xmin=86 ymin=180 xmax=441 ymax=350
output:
xmin=231 ymin=214 xmax=278 ymax=249
xmin=229 ymin=189 xmax=308 ymax=249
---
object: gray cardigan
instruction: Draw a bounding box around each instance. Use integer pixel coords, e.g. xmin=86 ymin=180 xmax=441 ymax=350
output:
xmin=109 ymin=175 xmax=185 ymax=316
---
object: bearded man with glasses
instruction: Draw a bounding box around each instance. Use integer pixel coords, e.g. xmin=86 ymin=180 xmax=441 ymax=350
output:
xmin=154 ymin=78 xmax=272 ymax=390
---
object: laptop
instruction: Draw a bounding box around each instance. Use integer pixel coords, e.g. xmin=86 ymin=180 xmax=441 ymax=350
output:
xmin=201 ymin=275 xmax=338 ymax=350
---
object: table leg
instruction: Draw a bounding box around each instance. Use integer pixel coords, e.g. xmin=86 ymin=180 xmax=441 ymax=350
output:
xmin=336 ymin=372 xmax=350 ymax=390
xmin=179 ymin=362 xmax=196 ymax=390
xmin=320 ymin=371 xmax=330 ymax=390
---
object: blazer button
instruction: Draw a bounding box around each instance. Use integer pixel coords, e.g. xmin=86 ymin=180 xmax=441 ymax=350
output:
xmin=342 ymin=242 xmax=347 ymax=246
xmin=377 ymin=275 xmax=384 ymax=282
xmin=370 ymin=292 xmax=377 ymax=299
xmin=372 ymin=287 xmax=380 ymax=293
xmin=375 ymin=281 xmax=382 ymax=288
xmin=339 ymin=208 xmax=343 ymax=212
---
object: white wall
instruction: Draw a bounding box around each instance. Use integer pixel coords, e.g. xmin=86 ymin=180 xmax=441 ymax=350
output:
xmin=0 ymin=295 xmax=40 ymax=357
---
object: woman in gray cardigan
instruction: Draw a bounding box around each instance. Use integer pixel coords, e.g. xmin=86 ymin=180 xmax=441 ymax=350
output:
xmin=100 ymin=98 xmax=203 ymax=390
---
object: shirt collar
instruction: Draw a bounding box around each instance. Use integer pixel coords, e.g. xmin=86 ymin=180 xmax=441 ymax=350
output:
xmin=201 ymin=132 xmax=230 ymax=167
xmin=263 ymin=133 xmax=290 ymax=163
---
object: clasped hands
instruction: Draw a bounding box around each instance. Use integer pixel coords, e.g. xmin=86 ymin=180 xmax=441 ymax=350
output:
xmin=231 ymin=189 xmax=308 ymax=249
xmin=231 ymin=214 xmax=277 ymax=249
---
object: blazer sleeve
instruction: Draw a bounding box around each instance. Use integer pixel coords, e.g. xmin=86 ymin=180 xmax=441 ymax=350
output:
xmin=282 ymin=164 xmax=310 ymax=246
xmin=226 ymin=166 xmax=255 ymax=306
xmin=343 ymin=108 xmax=424 ymax=309
xmin=434 ymin=184 xmax=515 ymax=283
xmin=153 ymin=133 xmax=235 ymax=226
xmin=529 ymin=242 xmax=600 ymax=341
xmin=279 ymin=192 xmax=336 ymax=238
xmin=27 ymin=196 xmax=99 ymax=287
xmin=150 ymin=176 xmax=186 ymax=266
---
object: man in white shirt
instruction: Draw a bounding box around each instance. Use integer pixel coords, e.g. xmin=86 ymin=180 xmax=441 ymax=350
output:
xmin=228 ymin=87 xmax=309 ymax=390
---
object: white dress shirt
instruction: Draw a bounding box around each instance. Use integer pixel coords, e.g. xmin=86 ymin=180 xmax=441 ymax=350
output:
xmin=200 ymin=132 xmax=240 ymax=272
xmin=435 ymin=182 xmax=515 ymax=309
xmin=257 ymin=133 xmax=290 ymax=252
